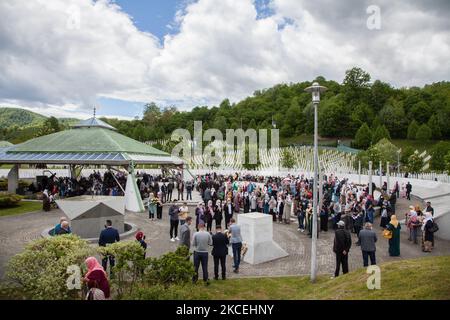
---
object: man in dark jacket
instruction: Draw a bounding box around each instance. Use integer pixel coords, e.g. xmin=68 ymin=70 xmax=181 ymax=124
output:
xmin=406 ymin=182 xmax=412 ymax=200
xmin=169 ymin=201 xmax=180 ymax=242
xmin=358 ymin=222 xmax=377 ymax=267
xmin=224 ymin=199 xmax=234 ymax=228
xmin=99 ymin=220 xmax=120 ymax=274
xmin=211 ymin=226 xmax=229 ymax=280
xmin=333 ymin=220 xmax=352 ymax=277
xmin=167 ymin=181 xmax=174 ymax=202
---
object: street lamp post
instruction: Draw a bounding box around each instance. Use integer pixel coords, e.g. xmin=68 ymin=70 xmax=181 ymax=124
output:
xmin=305 ymin=81 xmax=327 ymax=283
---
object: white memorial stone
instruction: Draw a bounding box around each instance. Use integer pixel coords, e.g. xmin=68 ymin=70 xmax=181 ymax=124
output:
xmin=56 ymin=196 xmax=125 ymax=238
xmin=234 ymin=212 xmax=288 ymax=264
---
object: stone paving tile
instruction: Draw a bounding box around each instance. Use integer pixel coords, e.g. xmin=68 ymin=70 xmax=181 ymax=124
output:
xmin=1 ymin=196 xmax=449 ymax=281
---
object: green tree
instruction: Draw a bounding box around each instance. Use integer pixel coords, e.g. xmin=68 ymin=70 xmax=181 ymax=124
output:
xmin=281 ymin=149 xmax=296 ymax=169
xmin=370 ymin=80 xmax=393 ymax=113
xmin=36 ymin=116 xmax=60 ymax=137
xmin=416 ymin=124 xmax=432 ymax=141
xmin=408 ymin=101 xmax=431 ymax=124
xmin=407 ymin=153 xmax=424 ymax=173
xmin=427 ymin=115 xmax=442 ymax=140
xmin=342 ymin=67 xmax=371 ymax=105
xmin=429 ymin=141 xmax=450 ymax=171
xmin=353 ymin=123 xmax=372 ymax=149
xmin=372 ymin=125 xmax=391 ymax=144
xmin=143 ymin=102 xmax=161 ymax=124
xmin=378 ymin=102 xmax=407 ymax=138
xmin=401 ymin=146 xmax=415 ymax=166
xmin=213 ymin=116 xmax=228 ymax=133
xmin=318 ymin=102 xmax=351 ymax=137
xmin=407 ymin=120 xmax=420 ymax=140
xmin=444 ymin=151 xmax=450 ymax=173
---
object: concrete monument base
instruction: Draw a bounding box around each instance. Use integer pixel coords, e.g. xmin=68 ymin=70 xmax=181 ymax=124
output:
xmin=234 ymin=212 xmax=288 ymax=265
xmin=56 ymin=196 xmax=125 ymax=239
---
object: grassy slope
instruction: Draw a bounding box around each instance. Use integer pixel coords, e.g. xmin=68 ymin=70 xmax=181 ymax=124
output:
xmin=0 ymin=107 xmax=46 ymax=128
xmin=186 ymin=256 xmax=450 ymax=300
xmin=0 ymin=201 xmax=42 ymax=217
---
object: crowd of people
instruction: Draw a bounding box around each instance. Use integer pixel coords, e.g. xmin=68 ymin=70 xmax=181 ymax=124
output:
xmin=46 ymin=170 xmax=440 ymax=298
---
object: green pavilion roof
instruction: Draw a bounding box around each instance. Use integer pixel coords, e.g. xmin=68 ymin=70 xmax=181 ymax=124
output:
xmin=0 ymin=118 xmax=183 ymax=165
xmin=11 ymin=127 xmax=168 ymax=155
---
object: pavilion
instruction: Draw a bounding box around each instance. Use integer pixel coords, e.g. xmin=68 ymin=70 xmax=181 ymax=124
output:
xmin=0 ymin=116 xmax=183 ymax=212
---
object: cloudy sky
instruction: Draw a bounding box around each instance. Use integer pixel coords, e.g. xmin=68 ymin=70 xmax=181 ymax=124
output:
xmin=0 ymin=0 xmax=449 ymax=119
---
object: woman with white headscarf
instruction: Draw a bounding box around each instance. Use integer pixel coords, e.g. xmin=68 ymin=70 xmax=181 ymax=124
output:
xmin=422 ymin=212 xmax=435 ymax=252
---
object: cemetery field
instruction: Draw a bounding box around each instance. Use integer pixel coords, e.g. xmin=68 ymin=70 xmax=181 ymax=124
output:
xmin=0 ymin=201 xmax=42 ymax=217
xmin=163 ymin=256 xmax=450 ymax=300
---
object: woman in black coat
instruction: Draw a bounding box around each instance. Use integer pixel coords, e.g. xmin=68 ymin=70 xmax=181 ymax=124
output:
xmin=214 ymin=200 xmax=223 ymax=229
xmin=422 ymin=212 xmax=435 ymax=252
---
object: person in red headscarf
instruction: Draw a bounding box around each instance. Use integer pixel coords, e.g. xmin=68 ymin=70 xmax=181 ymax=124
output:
xmin=135 ymin=231 xmax=148 ymax=258
xmin=84 ymin=257 xmax=110 ymax=300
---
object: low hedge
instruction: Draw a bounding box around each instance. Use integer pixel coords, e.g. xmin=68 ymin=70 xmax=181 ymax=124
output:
xmin=0 ymin=192 xmax=23 ymax=208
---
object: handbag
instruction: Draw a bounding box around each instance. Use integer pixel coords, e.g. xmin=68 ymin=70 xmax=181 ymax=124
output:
xmin=382 ymin=229 xmax=392 ymax=239
xmin=430 ymin=222 xmax=439 ymax=233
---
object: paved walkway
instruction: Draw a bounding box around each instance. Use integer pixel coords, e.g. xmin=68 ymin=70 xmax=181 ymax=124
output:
xmin=1 ymin=196 xmax=449 ymax=281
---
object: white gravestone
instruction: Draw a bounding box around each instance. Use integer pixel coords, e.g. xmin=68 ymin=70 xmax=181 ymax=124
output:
xmin=234 ymin=212 xmax=288 ymax=264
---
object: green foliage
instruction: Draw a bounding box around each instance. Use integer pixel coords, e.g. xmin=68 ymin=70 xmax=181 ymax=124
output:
xmin=6 ymin=235 xmax=92 ymax=300
xmin=36 ymin=116 xmax=61 ymax=137
xmin=407 ymin=120 xmax=420 ymax=140
xmin=318 ymin=101 xmax=351 ymax=137
xmin=145 ymin=246 xmax=195 ymax=287
xmin=372 ymin=125 xmax=391 ymax=145
xmin=358 ymin=138 xmax=398 ymax=168
xmin=408 ymin=101 xmax=431 ymax=124
xmin=427 ymin=115 xmax=442 ymax=140
xmin=416 ymin=124 xmax=432 ymax=141
xmin=98 ymin=240 xmax=147 ymax=298
xmin=429 ymin=141 xmax=450 ymax=171
xmin=407 ymin=153 xmax=424 ymax=173
xmin=0 ymin=107 xmax=46 ymax=128
xmin=378 ymin=101 xmax=407 ymax=138
xmin=401 ymin=146 xmax=415 ymax=166
xmin=0 ymin=192 xmax=23 ymax=207
xmin=444 ymin=151 xmax=450 ymax=174
xmin=281 ymin=149 xmax=296 ymax=169
xmin=353 ymin=123 xmax=372 ymax=149
xmin=342 ymin=67 xmax=371 ymax=105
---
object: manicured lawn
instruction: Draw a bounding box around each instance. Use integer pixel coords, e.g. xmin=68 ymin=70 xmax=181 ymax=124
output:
xmin=142 ymin=255 xmax=450 ymax=300
xmin=0 ymin=201 xmax=42 ymax=217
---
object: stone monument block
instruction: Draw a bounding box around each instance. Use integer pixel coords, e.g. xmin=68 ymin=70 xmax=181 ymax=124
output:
xmin=56 ymin=196 xmax=125 ymax=239
xmin=236 ymin=212 xmax=288 ymax=265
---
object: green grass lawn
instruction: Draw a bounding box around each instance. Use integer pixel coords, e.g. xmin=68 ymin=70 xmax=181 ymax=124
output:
xmin=148 ymin=255 xmax=450 ymax=300
xmin=0 ymin=201 xmax=42 ymax=217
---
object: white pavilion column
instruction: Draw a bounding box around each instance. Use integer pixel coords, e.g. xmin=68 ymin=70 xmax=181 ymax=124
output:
xmin=8 ymin=164 xmax=19 ymax=194
xmin=368 ymin=161 xmax=373 ymax=196
xmin=358 ymin=161 xmax=361 ymax=185
xmin=124 ymin=164 xmax=145 ymax=212
xmin=379 ymin=161 xmax=382 ymax=190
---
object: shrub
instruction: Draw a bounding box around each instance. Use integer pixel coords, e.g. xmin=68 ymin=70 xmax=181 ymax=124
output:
xmin=0 ymin=192 xmax=23 ymax=208
xmin=407 ymin=153 xmax=424 ymax=173
xmin=145 ymin=246 xmax=195 ymax=287
xmin=98 ymin=240 xmax=147 ymax=298
xmin=6 ymin=234 xmax=93 ymax=300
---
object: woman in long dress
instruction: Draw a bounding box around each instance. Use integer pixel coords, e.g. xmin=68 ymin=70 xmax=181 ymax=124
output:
xmin=283 ymin=194 xmax=292 ymax=224
xmin=386 ymin=215 xmax=401 ymax=256
xmin=148 ymin=193 xmax=157 ymax=220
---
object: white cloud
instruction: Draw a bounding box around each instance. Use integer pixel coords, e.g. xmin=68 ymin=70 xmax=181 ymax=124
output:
xmin=0 ymin=0 xmax=449 ymax=117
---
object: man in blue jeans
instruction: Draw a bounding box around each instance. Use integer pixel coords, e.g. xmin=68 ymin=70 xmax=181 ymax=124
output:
xmin=229 ymin=218 xmax=242 ymax=273
xmin=192 ymin=223 xmax=212 ymax=285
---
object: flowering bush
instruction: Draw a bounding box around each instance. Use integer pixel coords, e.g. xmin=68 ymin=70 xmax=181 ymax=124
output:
xmin=6 ymin=234 xmax=93 ymax=300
